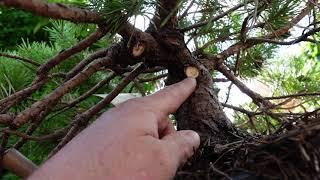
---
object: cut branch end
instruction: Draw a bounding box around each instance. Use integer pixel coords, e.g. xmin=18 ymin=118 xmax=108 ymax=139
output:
xmin=132 ymin=43 xmax=145 ymax=57
xmin=185 ymin=66 xmax=199 ymax=78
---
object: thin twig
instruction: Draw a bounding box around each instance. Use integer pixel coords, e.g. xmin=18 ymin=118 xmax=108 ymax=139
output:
xmin=266 ymin=92 xmax=320 ymax=100
xmin=178 ymin=0 xmax=196 ymax=20
xmin=181 ymin=2 xmax=250 ymax=32
xmin=1 ymin=127 xmax=68 ymax=142
xmin=138 ymin=73 xmax=168 ymax=83
xmin=209 ymin=163 xmax=232 ymax=180
xmin=65 ymin=48 xmax=110 ymax=80
xmin=37 ymin=26 xmax=109 ymax=77
xmin=56 ymin=72 xmax=117 ymax=113
xmin=0 ymin=53 xmax=40 ymax=66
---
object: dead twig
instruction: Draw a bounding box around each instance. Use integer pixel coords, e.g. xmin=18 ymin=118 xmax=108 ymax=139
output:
xmin=0 ymin=53 xmax=40 ymax=66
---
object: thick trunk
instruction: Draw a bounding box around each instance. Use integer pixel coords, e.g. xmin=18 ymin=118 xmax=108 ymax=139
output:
xmin=169 ymin=66 xmax=236 ymax=144
xmin=152 ymin=29 xmax=237 ymax=145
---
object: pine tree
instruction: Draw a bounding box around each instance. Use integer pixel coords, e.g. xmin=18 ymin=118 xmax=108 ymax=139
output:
xmin=1 ymin=0 xmax=320 ymax=179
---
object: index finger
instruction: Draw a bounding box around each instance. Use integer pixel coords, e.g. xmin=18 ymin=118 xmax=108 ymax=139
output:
xmin=143 ymin=78 xmax=197 ymax=116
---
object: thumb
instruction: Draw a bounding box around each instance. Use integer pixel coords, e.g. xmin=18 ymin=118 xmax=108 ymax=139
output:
xmin=161 ymin=130 xmax=200 ymax=166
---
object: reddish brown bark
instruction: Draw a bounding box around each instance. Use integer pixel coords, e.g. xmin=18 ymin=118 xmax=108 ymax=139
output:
xmin=37 ymin=27 xmax=109 ymax=77
xmin=0 ymin=78 xmax=48 ymax=113
xmin=12 ymin=57 xmax=113 ymax=128
xmin=65 ymin=48 xmax=111 ymax=80
xmin=0 ymin=114 xmax=15 ymax=126
xmin=0 ymin=0 xmax=103 ymax=24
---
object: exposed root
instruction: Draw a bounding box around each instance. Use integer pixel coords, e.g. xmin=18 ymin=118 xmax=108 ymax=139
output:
xmin=176 ymin=117 xmax=320 ymax=180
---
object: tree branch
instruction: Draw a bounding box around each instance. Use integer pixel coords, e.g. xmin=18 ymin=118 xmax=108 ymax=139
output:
xmin=150 ymin=0 xmax=180 ymax=29
xmin=58 ymin=72 xmax=117 ymax=112
xmin=178 ymin=0 xmax=196 ymax=20
xmin=0 ymin=0 xmax=103 ymax=24
xmin=0 ymin=0 xmax=139 ymax=39
xmin=216 ymin=64 xmax=273 ymax=108
xmin=0 ymin=78 xmax=48 ymax=113
xmin=138 ymin=73 xmax=168 ymax=83
xmin=65 ymin=48 xmax=110 ymax=81
xmin=202 ymin=1 xmax=316 ymax=71
xmin=266 ymin=92 xmax=320 ymax=100
xmin=222 ymin=103 xmax=261 ymax=116
xmin=0 ymin=114 xmax=15 ymax=126
xmin=1 ymin=127 xmax=68 ymax=142
xmin=12 ymin=56 xmax=114 ymax=128
xmin=0 ymin=53 xmax=40 ymax=66
xmin=180 ymin=2 xmax=249 ymax=32
xmin=37 ymin=26 xmax=109 ymax=77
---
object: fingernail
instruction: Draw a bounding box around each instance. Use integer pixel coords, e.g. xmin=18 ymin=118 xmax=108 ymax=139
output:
xmin=180 ymin=130 xmax=200 ymax=149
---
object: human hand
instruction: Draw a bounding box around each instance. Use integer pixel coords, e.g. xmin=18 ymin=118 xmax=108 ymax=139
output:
xmin=29 ymin=78 xmax=200 ymax=180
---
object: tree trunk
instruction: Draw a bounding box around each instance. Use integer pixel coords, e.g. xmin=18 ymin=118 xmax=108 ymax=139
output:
xmin=168 ymin=65 xmax=236 ymax=144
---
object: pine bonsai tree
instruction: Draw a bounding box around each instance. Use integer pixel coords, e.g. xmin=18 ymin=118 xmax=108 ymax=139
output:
xmin=1 ymin=0 xmax=320 ymax=179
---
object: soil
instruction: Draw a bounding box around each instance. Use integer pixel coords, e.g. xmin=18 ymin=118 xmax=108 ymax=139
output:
xmin=175 ymin=117 xmax=320 ymax=180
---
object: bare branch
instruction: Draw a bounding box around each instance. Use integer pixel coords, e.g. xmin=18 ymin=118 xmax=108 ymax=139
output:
xmin=14 ymin=108 xmax=66 ymax=149
xmin=178 ymin=0 xmax=196 ymax=20
xmin=0 ymin=53 xmax=40 ymax=66
xmin=248 ymin=26 xmax=320 ymax=45
xmin=0 ymin=114 xmax=15 ymax=126
xmin=0 ymin=0 xmax=103 ymax=24
xmin=1 ymin=127 xmax=68 ymax=142
xmin=0 ymin=0 xmax=139 ymax=39
xmin=65 ymin=48 xmax=110 ymax=80
xmin=203 ymin=1 xmax=316 ymax=71
xmin=138 ymin=73 xmax=168 ymax=83
xmin=37 ymin=26 xmax=109 ymax=77
xmin=222 ymin=103 xmax=261 ymax=116
xmin=12 ymin=57 xmax=113 ymax=128
xmin=216 ymin=64 xmax=273 ymax=108
xmin=180 ymin=2 xmax=249 ymax=32
xmin=0 ymin=78 xmax=48 ymax=113
xmin=266 ymin=92 xmax=320 ymax=100
xmin=58 ymin=72 xmax=117 ymax=112
xmin=150 ymin=0 xmax=180 ymax=29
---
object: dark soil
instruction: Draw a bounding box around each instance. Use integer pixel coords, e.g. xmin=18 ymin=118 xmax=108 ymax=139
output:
xmin=175 ymin=117 xmax=320 ymax=180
